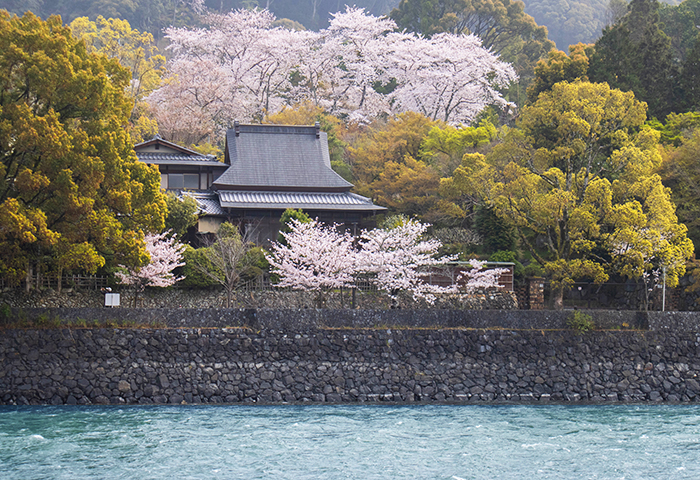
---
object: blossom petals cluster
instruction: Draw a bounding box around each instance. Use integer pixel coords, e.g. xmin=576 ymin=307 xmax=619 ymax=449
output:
xmin=148 ymin=7 xmax=517 ymax=141
xmin=116 ymin=231 xmax=186 ymax=290
xmin=267 ymin=219 xmax=357 ymax=291
xmin=267 ymin=218 xmax=504 ymax=304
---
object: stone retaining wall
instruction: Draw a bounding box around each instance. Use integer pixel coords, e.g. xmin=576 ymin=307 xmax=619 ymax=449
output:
xmin=0 ymin=287 xmax=518 ymax=310
xmin=2 ymin=310 xmax=700 ymax=406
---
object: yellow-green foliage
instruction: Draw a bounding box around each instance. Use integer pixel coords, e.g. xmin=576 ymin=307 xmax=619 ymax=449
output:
xmin=568 ymin=310 xmax=595 ymax=334
xmin=451 ymin=81 xmax=693 ymax=306
xmin=0 ymin=12 xmax=167 ymax=286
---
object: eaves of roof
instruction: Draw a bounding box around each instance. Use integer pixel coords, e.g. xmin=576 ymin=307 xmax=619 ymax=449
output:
xmin=136 ymin=153 xmax=225 ymax=167
xmin=218 ymin=190 xmax=386 ymax=211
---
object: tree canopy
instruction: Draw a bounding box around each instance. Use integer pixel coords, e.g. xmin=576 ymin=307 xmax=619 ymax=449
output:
xmin=0 ymin=11 xmax=167 ymax=286
xmin=147 ymin=7 xmax=516 ymax=143
xmin=524 ymin=0 xmax=608 ymax=49
xmin=69 ymin=15 xmax=165 ymax=141
xmin=462 ymin=81 xmax=693 ymax=307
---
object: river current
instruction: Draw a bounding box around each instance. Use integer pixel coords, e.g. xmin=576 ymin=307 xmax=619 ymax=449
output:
xmin=1 ymin=404 xmax=699 ymax=479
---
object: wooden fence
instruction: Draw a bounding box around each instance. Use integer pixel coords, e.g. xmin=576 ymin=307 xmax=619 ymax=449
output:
xmin=0 ymin=274 xmax=108 ymax=291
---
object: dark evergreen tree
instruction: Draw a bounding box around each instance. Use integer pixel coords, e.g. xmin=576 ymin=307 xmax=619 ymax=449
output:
xmin=589 ymin=0 xmax=679 ymax=120
xmin=659 ymin=0 xmax=700 ymax=64
xmin=474 ymin=206 xmax=515 ymax=253
xmin=681 ymin=34 xmax=700 ymax=111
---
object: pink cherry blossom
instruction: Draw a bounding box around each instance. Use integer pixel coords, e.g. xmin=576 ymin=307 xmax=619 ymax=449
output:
xmin=147 ymin=7 xmax=517 ymax=140
xmin=116 ymin=231 xmax=186 ymax=291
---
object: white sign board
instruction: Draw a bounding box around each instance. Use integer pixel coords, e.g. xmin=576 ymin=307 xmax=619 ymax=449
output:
xmin=105 ymin=293 xmax=120 ymax=307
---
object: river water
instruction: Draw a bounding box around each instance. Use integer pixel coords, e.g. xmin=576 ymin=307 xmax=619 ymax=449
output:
xmin=1 ymin=404 xmax=699 ymax=479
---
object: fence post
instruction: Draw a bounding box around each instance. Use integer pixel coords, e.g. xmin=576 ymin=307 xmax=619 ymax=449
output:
xmin=528 ymin=277 xmax=545 ymax=310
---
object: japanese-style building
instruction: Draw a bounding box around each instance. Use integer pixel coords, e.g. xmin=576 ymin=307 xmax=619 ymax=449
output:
xmin=134 ymin=123 xmax=384 ymax=243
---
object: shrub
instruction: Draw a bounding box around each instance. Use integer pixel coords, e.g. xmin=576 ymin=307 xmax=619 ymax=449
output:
xmin=568 ymin=310 xmax=595 ymax=333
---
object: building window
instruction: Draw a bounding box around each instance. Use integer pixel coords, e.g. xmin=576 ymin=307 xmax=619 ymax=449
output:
xmin=168 ymin=173 xmax=199 ymax=189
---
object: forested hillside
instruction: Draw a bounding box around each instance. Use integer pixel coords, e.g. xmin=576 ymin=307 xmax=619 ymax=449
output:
xmin=523 ymin=0 xmax=609 ymax=48
xmin=0 ymin=0 xmax=401 ymax=36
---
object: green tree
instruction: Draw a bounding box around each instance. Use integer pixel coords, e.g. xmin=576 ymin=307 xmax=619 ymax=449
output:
xmin=423 ymin=122 xmax=499 ymax=224
xmin=164 ymin=192 xmax=199 ymax=238
xmin=659 ymin=0 xmax=700 ymax=64
xmin=348 ymin=113 xmax=460 ymax=223
xmin=475 ymin=205 xmax=516 ymax=253
xmin=348 ymin=112 xmax=437 ymax=189
xmin=180 ymin=245 xmax=218 ymax=288
xmin=69 ymin=15 xmax=165 ymax=141
xmin=420 ymin=120 xmax=497 ymax=177
xmin=525 ymin=0 xmax=608 ymax=50
xmin=0 ymin=12 xmax=166 ymax=287
xmin=188 ymin=223 xmax=260 ymax=308
xmin=278 ymin=208 xmax=311 ymax=245
xmin=589 ymin=0 xmax=679 ymax=119
xmin=465 ymin=81 xmax=693 ymax=308
xmin=681 ymin=34 xmax=700 ymax=111
xmin=648 ymin=111 xmax=700 ymax=146
xmin=527 ymin=43 xmax=592 ymax=103
xmin=656 ymin=128 xmax=700 ymax=250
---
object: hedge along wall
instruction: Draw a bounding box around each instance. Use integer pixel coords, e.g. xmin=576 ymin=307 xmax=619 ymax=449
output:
xmin=2 ymin=310 xmax=700 ymax=406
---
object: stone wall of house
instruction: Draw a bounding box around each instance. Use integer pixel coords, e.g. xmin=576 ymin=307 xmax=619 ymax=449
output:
xmin=2 ymin=309 xmax=700 ymax=406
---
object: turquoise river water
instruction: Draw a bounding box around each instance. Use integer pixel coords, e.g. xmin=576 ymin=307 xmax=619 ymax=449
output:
xmin=1 ymin=405 xmax=699 ymax=479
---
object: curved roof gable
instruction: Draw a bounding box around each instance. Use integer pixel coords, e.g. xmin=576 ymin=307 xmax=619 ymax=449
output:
xmin=134 ymin=135 xmax=222 ymax=166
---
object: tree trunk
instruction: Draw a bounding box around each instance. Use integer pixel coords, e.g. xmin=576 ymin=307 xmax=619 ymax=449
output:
xmin=225 ymin=288 xmax=232 ymax=308
xmin=25 ymin=262 xmax=32 ymax=293
xmin=553 ymin=284 xmax=564 ymax=310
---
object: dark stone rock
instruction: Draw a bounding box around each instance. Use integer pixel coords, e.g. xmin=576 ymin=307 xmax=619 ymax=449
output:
xmin=3 ymin=313 xmax=700 ymax=405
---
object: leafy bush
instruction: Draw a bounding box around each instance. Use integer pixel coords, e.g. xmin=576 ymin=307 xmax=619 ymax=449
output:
xmin=488 ymin=250 xmax=524 ymax=278
xmin=179 ymin=245 xmax=220 ymax=288
xmin=523 ymin=263 xmax=545 ymax=277
xmin=568 ymin=310 xmax=595 ymax=334
xmin=239 ymin=247 xmax=269 ymax=284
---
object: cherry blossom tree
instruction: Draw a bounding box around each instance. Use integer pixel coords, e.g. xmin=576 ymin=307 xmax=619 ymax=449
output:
xmin=147 ymin=7 xmax=517 ymax=138
xmin=268 ymin=216 xmax=505 ymax=305
xmin=458 ymin=259 xmax=508 ymax=293
xmin=385 ymin=33 xmax=517 ymax=123
xmin=267 ymin=218 xmax=357 ymax=306
xmin=357 ymin=218 xmax=459 ymax=303
xmin=116 ymin=231 xmax=186 ymax=307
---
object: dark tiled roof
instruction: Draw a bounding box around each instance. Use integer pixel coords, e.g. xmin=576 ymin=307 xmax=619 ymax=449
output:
xmin=180 ymin=191 xmax=227 ymax=216
xmin=214 ymin=124 xmax=352 ymax=191
xmin=134 ymin=135 xmax=211 ymax=157
xmin=136 ymin=152 xmax=223 ymax=167
xmin=218 ymin=190 xmax=385 ymax=211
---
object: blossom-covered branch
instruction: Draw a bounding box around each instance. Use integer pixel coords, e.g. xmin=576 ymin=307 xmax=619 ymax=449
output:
xmin=116 ymin=231 xmax=186 ymax=291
